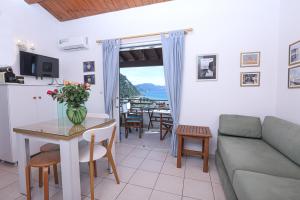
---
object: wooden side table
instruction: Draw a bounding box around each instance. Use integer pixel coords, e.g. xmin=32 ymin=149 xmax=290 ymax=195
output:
xmin=176 ymin=125 xmax=212 ymax=172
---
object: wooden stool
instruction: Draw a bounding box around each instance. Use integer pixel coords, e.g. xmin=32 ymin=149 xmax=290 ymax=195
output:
xmin=40 ymin=143 xmax=60 ymax=152
xmin=176 ymin=125 xmax=212 ymax=172
xmin=26 ymin=151 xmax=60 ymax=200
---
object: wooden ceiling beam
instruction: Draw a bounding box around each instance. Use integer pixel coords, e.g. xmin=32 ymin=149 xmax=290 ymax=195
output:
xmin=25 ymin=0 xmax=45 ymax=4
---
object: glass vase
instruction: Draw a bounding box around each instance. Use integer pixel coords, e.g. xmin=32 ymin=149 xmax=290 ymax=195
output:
xmin=66 ymin=104 xmax=87 ymax=125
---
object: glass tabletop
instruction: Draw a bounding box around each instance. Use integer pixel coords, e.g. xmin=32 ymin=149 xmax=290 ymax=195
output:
xmin=13 ymin=117 xmax=115 ymax=140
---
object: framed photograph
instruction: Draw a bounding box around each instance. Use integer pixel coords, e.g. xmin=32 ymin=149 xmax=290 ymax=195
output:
xmin=288 ymin=65 xmax=300 ymax=88
xmin=83 ymin=61 xmax=95 ymax=72
xmin=84 ymin=74 xmax=95 ymax=85
xmin=197 ymin=54 xmax=217 ymax=80
xmin=240 ymin=52 xmax=260 ymax=67
xmin=289 ymin=40 xmax=300 ymax=66
xmin=240 ymin=72 xmax=260 ymax=87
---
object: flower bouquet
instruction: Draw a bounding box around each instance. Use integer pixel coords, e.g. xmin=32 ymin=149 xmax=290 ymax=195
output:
xmin=47 ymin=81 xmax=90 ymax=124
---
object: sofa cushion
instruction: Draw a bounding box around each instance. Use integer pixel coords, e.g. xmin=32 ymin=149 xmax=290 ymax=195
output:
xmin=233 ymin=170 xmax=300 ymax=200
xmin=219 ymin=114 xmax=262 ymax=138
xmin=262 ymin=116 xmax=300 ymax=166
xmin=218 ymin=135 xmax=300 ymax=182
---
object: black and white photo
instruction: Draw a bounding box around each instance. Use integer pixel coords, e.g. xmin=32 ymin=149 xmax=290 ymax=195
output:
xmin=288 ymin=65 xmax=300 ymax=88
xmin=83 ymin=61 xmax=95 ymax=72
xmin=84 ymin=74 xmax=95 ymax=85
xmin=289 ymin=40 xmax=300 ymax=66
xmin=197 ymin=54 xmax=217 ymax=80
xmin=240 ymin=72 xmax=260 ymax=87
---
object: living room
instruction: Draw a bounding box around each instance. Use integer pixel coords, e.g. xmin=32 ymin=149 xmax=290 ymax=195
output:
xmin=0 ymin=0 xmax=299 ymax=200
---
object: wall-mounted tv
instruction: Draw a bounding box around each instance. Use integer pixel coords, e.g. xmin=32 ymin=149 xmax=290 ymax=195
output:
xmin=20 ymin=51 xmax=59 ymax=78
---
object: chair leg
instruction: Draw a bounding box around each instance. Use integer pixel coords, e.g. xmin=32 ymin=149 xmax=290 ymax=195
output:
xmin=53 ymin=164 xmax=59 ymax=184
xmin=25 ymin=165 xmax=31 ymax=200
xmin=125 ymin=128 xmax=128 ymax=138
xmin=89 ymin=161 xmax=95 ymax=200
xmin=107 ymin=152 xmax=120 ymax=184
xmin=38 ymin=167 xmax=43 ymax=187
xmin=93 ymin=161 xmax=97 ymax=177
xmin=43 ymin=167 xmax=49 ymax=200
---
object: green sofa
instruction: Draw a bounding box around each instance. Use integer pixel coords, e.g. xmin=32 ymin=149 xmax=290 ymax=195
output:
xmin=215 ymin=115 xmax=300 ymax=200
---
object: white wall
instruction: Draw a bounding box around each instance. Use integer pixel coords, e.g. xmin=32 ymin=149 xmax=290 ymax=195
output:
xmin=59 ymin=0 xmax=281 ymax=152
xmin=276 ymin=0 xmax=300 ymax=124
xmin=0 ymin=0 xmax=63 ymax=84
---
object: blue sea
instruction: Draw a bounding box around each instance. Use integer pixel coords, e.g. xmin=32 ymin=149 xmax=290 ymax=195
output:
xmin=142 ymin=90 xmax=168 ymax=100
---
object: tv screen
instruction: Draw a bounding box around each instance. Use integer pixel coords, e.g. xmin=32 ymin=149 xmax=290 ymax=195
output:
xmin=20 ymin=51 xmax=59 ymax=78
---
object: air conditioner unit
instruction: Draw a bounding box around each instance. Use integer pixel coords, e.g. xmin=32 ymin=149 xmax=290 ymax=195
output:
xmin=58 ymin=37 xmax=89 ymax=51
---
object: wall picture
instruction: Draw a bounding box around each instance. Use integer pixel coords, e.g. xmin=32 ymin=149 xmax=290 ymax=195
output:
xmin=83 ymin=61 xmax=95 ymax=72
xmin=288 ymin=65 xmax=300 ymax=88
xmin=240 ymin=72 xmax=260 ymax=87
xmin=84 ymin=74 xmax=95 ymax=85
xmin=197 ymin=54 xmax=217 ymax=80
xmin=240 ymin=52 xmax=260 ymax=67
xmin=289 ymin=40 xmax=300 ymax=66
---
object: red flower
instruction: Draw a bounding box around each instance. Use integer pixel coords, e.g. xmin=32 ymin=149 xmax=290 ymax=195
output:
xmin=47 ymin=90 xmax=53 ymax=95
xmin=53 ymin=89 xmax=58 ymax=94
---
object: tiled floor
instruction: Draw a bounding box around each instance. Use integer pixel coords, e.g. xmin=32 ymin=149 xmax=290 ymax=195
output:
xmin=0 ymin=130 xmax=225 ymax=200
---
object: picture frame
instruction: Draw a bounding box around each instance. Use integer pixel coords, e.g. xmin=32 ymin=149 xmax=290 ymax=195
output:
xmin=83 ymin=61 xmax=95 ymax=72
xmin=240 ymin=72 xmax=260 ymax=87
xmin=288 ymin=65 xmax=300 ymax=88
xmin=84 ymin=74 xmax=95 ymax=85
xmin=197 ymin=54 xmax=217 ymax=80
xmin=289 ymin=40 xmax=300 ymax=66
xmin=240 ymin=52 xmax=260 ymax=67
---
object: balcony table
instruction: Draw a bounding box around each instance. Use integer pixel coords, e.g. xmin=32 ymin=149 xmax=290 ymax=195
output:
xmin=13 ymin=117 xmax=114 ymax=200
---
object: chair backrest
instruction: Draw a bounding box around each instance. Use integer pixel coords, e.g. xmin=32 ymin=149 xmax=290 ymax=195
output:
xmin=87 ymin=113 xmax=109 ymax=119
xmin=82 ymin=122 xmax=116 ymax=143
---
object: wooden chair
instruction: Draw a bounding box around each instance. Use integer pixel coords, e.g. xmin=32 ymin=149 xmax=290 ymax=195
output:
xmin=79 ymin=122 xmax=120 ymax=200
xmin=26 ymin=151 xmax=60 ymax=200
xmin=161 ymin=119 xmax=173 ymax=140
xmin=124 ymin=109 xmax=143 ymax=138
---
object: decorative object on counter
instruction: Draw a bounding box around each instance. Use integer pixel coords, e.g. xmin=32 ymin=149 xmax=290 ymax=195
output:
xmin=289 ymin=40 xmax=300 ymax=66
xmin=83 ymin=61 xmax=95 ymax=72
xmin=240 ymin=72 xmax=260 ymax=87
xmin=47 ymin=81 xmax=91 ymax=124
xmin=240 ymin=52 xmax=260 ymax=67
xmin=84 ymin=74 xmax=95 ymax=85
xmin=288 ymin=65 xmax=300 ymax=88
xmin=0 ymin=66 xmax=24 ymax=83
xmin=197 ymin=54 xmax=217 ymax=80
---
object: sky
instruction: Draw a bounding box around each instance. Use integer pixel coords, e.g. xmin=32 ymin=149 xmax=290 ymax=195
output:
xmin=120 ymin=66 xmax=166 ymax=86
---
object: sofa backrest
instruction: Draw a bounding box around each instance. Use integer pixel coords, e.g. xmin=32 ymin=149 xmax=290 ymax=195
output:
xmin=262 ymin=116 xmax=300 ymax=166
xmin=219 ymin=114 xmax=262 ymax=138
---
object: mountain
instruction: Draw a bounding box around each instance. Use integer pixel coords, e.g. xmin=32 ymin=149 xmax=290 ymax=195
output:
xmin=136 ymin=83 xmax=168 ymax=100
xmin=119 ymin=74 xmax=140 ymax=98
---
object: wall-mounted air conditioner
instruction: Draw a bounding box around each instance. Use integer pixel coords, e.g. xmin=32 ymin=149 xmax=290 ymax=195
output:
xmin=58 ymin=36 xmax=89 ymax=51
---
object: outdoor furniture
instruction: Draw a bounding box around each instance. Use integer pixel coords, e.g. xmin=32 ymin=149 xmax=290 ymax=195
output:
xmin=160 ymin=119 xmax=173 ymax=140
xmin=14 ymin=117 xmax=115 ymax=200
xmin=25 ymin=151 xmax=60 ymax=200
xmin=124 ymin=109 xmax=143 ymax=138
xmin=176 ymin=125 xmax=212 ymax=172
xmin=148 ymin=108 xmax=172 ymax=130
xmin=79 ymin=122 xmax=120 ymax=200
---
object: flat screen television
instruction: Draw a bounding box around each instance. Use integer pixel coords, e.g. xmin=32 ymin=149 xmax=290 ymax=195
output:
xmin=20 ymin=51 xmax=59 ymax=78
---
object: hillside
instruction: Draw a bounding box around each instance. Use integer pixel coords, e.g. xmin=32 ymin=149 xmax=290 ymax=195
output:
xmin=119 ymin=74 xmax=140 ymax=98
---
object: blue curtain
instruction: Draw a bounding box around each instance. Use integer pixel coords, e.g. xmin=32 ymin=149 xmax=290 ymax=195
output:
xmin=102 ymin=39 xmax=120 ymax=117
xmin=161 ymin=31 xmax=185 ymax=156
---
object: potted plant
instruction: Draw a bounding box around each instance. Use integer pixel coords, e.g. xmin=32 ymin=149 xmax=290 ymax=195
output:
xmin=47 ymin=81 xmax=90 ymax=125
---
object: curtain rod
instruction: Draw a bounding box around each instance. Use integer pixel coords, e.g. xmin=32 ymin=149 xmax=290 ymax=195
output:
xmin=96 ymin=28 xmax=193 ymax=44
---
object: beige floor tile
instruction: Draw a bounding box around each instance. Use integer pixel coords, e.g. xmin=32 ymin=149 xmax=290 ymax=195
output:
xmin=16 ymin=182 xmax=61 ymax=200
xmin=129 ymin=170 xmax=159 ymax=188
xmin=120 ymin=156 xmax=144 ymax=169
xmin=185 ymin=157 xmax=203 ymax=168
xmin=212 ymin=183 xmax=226 ymax=200
xmin=116 ymin=145 xmax=135 ymax=156
xmin=0 ymin=181 xmax=23 ymax=200
xmin=139 ymin=159 xmax=164 ymax=172
xmin=154 ymin=174 xmax=183 ymax=195
xmin=147 ymin=151 xmax=167 ymax=161
xmin=80 ymin=173 xmax=102 ymax=196
xmin=104 ymin=165 xmax=136 ymax=183
xmin=128 ymin=148 xmax=150 ymax=158
xmin=93 ymin=179 xmax=126 ymax=200
xmin=165 ymin=155 xmax=186 ymax=165
xmin=0 ymin=163 xmax=18 ymax=174
xmin=161 ymin=162 xmax=185 ymax=177
xmin=49 ymin=191 xmax=87 ymax=200
xmin=185 ymin=165 xmax=211 ymax=182
xmin=183 ymin=179 xmax=214 ymax=200
xmin=210 ymin=167 xmax=221 ymax=184
xmin=117 ymin=184 xmax=152 ymax=200
xmin=182 ymin=197 xmax=198 ymax=200
xmin=0 ymin=172 xmax=18 ymax=190
xmin=152 ymin=147 xmax=170 ymax=153
xmin=149 ymin=190 xmax=181 ymax=200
